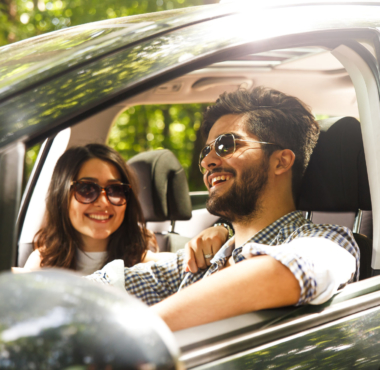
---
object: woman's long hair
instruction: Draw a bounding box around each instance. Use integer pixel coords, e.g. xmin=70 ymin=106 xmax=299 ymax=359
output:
xmin=34 ymin=144 xmax=149 ymax=269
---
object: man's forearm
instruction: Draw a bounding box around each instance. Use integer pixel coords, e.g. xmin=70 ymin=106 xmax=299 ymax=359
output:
xmin=150 ymin=255 xmax=300 ymax=331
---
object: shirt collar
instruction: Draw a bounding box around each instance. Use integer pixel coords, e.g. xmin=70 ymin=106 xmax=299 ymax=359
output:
xmin=211 ymin=210 xmax=306 ymax=261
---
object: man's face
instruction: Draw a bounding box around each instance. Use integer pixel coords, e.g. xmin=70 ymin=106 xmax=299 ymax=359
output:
xmin=201 ymin=114 xmax=270 ymax=222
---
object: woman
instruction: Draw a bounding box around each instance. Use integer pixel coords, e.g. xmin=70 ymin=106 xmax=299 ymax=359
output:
xmin=24 ymin=143 xmax=227 ymax=275
xmin=24 ymin=144 xmax=161 ymax=275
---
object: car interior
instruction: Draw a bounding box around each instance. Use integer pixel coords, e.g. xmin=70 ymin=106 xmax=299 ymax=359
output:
xmin=15 ymin=38 xmax=380 ymax=366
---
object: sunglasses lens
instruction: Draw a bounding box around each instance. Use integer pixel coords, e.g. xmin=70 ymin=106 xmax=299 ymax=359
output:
xmin=199 ymin=146 xmax=211 ymax=174
xmin=74 ymin=182 xmax=99 ymax=204
xmin=107 ymin=184 xmax=129 ymax=206
xmin=200 ymin=146 xmax=211 ymax=162
xmin=215 ymin=134 xmax=235 ymax=157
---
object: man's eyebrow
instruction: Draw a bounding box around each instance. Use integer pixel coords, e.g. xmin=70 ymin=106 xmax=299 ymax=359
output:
xmin=231 ymin=132 xmax=244 ymax=139
xmin=207 ymin=132 xmax=244 ymax=144
xmin=222 ymin=132 xmax=246 ymax=140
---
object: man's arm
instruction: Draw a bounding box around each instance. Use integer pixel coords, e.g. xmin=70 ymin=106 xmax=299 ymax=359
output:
xmin=151 ymin=233 xmax=357 ymax=332
xmin=151 ymin=255 xmax=300 ymax=331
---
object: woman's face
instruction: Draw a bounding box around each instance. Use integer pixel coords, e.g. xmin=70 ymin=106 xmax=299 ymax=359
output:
xmin=69 ymin=158 xmax=127 ymax=249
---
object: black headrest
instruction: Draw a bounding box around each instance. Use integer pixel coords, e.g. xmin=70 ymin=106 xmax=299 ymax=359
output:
xmin=127 ymin=149 xmax=192 ymax=222
xmin=298 ymin=116 xmax=371 ymax=212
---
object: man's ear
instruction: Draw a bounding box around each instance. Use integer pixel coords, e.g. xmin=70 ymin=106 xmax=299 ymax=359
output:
xmin=272 ymin=149 xmax=295 ymax=176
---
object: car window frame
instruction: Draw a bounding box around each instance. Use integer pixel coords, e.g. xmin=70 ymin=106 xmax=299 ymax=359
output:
xmin=0 ymin=142 xmax=24 ymax=272
xmin=13 ymin=31 xmax=379 ymax=262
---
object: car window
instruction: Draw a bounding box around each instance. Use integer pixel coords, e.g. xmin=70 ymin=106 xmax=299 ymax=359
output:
xmin=109 ymin=103 xmax=208 ymax=191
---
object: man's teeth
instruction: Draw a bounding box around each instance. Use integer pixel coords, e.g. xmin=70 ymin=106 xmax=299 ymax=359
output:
xmin=211 ymin=175 xmax=231 ymax=186
xmin=88 ymin=214 xmax=111 ymax=220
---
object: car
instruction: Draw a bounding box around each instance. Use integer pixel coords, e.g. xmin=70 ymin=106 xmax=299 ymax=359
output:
xmin=1 ymin=0 xmax=380 ymax=368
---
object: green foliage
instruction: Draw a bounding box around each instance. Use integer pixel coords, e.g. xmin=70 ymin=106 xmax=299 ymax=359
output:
xmin=24 ymin=142 xmax=41 ymax=188
xmin=0 ymin=0 xmax=217 ymax=47
xmin=315 ymin=114 xmax=330 ymax=120
xmin=108 ymin=104 xmax=209 ymax=191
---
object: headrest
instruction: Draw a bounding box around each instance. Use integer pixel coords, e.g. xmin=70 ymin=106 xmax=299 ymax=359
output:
xmin=128 ymin=149 xmax=192 ymax=222
xmin=297 ymin=116 xmax=371 ymax=212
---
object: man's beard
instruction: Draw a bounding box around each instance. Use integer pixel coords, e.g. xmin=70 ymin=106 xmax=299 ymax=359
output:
xmin=206 ymin=158 xmax=269 ymax=223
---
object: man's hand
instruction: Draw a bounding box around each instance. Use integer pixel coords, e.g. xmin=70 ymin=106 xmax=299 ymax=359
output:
xmin=184 ymin=226 xmax=229 ymax=273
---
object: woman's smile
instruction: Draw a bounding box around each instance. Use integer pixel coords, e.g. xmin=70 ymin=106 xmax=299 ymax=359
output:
xmin=85 ymin=212 xmax=114 ymax=222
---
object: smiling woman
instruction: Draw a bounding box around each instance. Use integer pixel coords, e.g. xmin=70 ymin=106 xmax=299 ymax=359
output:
xmin=24 ymin=143 xmax=157 ymax=274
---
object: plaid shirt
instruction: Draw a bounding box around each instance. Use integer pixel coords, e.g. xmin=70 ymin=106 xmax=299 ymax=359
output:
xmin=86 ymin=211 xmax=359 ymax=306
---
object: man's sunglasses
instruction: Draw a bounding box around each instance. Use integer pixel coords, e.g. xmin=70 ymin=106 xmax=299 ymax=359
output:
xmin=199 ymin=133 xmax=282 ymax=174
xmin=70 ymin=181 xmax=131 ymax=206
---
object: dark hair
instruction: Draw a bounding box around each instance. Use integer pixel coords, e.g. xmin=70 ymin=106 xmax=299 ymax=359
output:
xmin=202 ymin=87 xmax=320 ymax=199
xmin=34 ymin=143 xmax=150 ymax=269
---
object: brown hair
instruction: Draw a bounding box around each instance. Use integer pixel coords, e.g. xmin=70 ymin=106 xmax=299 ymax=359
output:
xmin=34 ymin=143 xmax=150 ymax=269
xmin=202 ymin=87 xmax=320 ymax=199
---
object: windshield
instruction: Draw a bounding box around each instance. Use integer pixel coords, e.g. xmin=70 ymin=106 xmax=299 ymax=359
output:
xmin=0 ymin=4 xmax=223 ymax=99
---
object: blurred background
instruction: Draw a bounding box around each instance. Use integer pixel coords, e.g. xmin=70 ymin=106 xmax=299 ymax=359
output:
xmin=3 ymin=0 xmax=219 ymax=190
xmin=0 ymin=0 xmax=218 ymax=46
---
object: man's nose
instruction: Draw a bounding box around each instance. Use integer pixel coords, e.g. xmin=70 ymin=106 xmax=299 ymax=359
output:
xmin=201 ymin=147 xmax=223 ymax=173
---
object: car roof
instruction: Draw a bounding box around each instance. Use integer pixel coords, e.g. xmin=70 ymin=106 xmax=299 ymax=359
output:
xmin=0 ymin=5 xmax=232 ymax=100
xmin=1 ymin=1 xmax=380 ymax=95
xmin=1 ymin=2 xmax=380 ymax=149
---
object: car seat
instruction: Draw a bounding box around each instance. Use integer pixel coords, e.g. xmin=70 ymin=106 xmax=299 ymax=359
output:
xmin=128 ymin=149 xmax=193 ymax=252
xmin=298 ymin=116 xmax=372 ymax=280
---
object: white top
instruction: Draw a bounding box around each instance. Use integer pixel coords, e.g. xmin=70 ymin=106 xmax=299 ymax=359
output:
xmin=76 ymin=248 xmax=108 ymax=276
xmin=24 ymin=248 xmax=108 ymax=275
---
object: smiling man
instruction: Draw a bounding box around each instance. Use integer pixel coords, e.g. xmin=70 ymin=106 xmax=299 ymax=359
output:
xmin=87 ymin=87 xmax=359 ymax=331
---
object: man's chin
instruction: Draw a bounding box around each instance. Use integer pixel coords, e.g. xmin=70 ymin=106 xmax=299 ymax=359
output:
xmin=206 ymin=195 xmax=231 ymax=220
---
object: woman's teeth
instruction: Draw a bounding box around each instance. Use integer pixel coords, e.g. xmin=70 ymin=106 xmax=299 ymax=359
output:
xmin=211 ymin=175 xmax=231 ymax=186
xmin=88 ymin=214 xmax=111 ymax=220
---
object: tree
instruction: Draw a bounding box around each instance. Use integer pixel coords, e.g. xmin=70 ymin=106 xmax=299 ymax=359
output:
xmin=0 ymin=0 xmax=218 ymax=47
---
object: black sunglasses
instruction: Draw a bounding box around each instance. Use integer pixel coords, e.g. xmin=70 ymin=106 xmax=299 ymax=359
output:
xmin=71 ymin=181 xmax=131 ymax=206
xmin=199 ymin=133 xmax=282 ymax=174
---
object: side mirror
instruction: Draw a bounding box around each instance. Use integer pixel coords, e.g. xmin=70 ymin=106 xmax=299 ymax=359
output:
xmin=0 ymin=269 xmax=180 ymax=369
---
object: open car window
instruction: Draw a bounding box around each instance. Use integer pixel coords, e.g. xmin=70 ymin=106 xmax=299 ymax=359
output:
xmin=4 ymin=3 xmax=380 ymax=369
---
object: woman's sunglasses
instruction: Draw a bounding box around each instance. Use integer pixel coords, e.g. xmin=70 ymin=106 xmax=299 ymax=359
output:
xmin=199 ymin=133 xmax=282 ymax=174
xmin=71 ymin=181 xmax=131 ymax=206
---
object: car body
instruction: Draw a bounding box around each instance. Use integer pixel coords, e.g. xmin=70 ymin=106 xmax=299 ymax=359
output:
xmin=2 ymin=1 xmax=380 ymax=368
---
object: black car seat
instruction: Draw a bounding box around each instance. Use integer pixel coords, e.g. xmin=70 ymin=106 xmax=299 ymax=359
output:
xmin=298 ymin=116 xmax=372 ymax=280
xmin=128 ymin=149 xmax=193 ymax=252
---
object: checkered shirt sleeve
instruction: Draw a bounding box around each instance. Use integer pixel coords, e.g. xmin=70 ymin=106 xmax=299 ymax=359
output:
xmin=242 ymin=223 xmax=359 ymax=305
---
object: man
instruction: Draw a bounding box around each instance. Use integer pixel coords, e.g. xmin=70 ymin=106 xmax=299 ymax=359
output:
xmin=87 ymin=87 xmax=358 ymax=331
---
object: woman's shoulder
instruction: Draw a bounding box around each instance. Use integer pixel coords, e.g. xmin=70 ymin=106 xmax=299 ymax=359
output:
xmin=24 ymin=248 xmax=43 ymax=269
